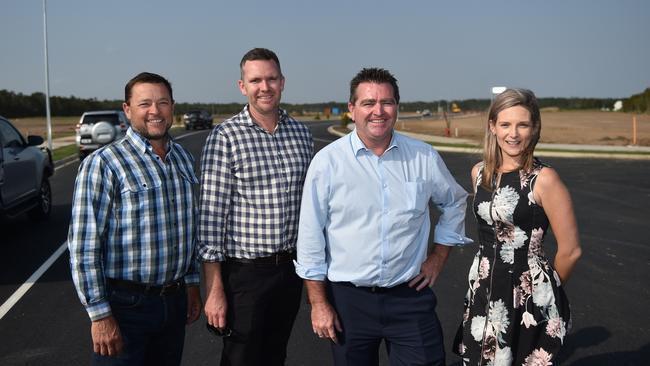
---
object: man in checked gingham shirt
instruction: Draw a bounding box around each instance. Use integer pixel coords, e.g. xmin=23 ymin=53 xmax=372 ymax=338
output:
xmin=199 ymin=48 xmax=313 ymax=365
xmin=67 ymin=72 xmax=202 ymax=365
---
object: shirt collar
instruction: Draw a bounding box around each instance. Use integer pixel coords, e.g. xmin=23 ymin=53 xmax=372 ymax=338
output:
xmin=351 ymin=128 xmax=399 ymax=156
xmin=240 ymin=104 xmax=289 ymax=128
xmin=126 ymin=127 xmax=171 ymax=155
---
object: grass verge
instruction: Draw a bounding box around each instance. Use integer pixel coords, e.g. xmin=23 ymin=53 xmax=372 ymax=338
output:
xmin=52 ymin=144 xmax=78 ymax=162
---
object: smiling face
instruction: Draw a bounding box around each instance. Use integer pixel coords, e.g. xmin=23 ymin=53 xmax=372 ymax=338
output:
xmin=489 ymin=105 xmax=533 ymax=167
xmin=238 ymin=59 xmax=285 ymax=121
xmin=348 ymin=82 xmax=398 ymax=154
xmin=122 ymin=82 xmax=174 ymax=142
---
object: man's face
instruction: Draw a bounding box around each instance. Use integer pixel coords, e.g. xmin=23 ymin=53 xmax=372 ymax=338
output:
xmin=238 ymin=59 xmax=285 ymax=119
xmin=348 ymin=82 xmax=398 ymax=148
xmin=123 ymin=82 xmax=174 ymax=141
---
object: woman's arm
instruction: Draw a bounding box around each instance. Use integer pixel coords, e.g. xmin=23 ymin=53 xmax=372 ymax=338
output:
xmin=534 ymin=167 xmax=582 ymax=283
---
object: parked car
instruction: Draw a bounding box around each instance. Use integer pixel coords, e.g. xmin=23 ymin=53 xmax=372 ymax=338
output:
xmin=183 ymin=110 xmax=213 ymax=130
xmin=0 ymin=116 xmax=54 ymax=221
xmin=76 ymin=110 xmax=130 ymax=160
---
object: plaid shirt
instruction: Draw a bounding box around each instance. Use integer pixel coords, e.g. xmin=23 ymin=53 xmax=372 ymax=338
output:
xmin=67 ymin=128 xmax=200 ymax=321
xmin=198 ymin=106 xmax=313 ymax=261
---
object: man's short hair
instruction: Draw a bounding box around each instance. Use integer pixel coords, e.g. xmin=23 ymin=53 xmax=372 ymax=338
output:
xmin=239 ymin=48 xmax=282 ymax=78
xmin=124 ymin=72 xmax=174 ymax=104
xmin=349 ymin=68 xmax=400 ymax=105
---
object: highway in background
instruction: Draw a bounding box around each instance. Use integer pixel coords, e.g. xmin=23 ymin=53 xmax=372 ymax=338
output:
xmin=0 ymin=121 xmax=648 ymax=365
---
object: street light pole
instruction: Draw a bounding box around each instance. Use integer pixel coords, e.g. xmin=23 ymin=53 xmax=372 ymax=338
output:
xmin=42 ymin=0 xmax=52 ymax=150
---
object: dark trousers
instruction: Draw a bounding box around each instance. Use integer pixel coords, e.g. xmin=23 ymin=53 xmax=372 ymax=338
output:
xmin=220 ymin=260 xmax=302 ymax=366
xmin=328 ymin=282 xmax=445 ymax=366
xmin=92 ymin=285 xmax=187 ymax=366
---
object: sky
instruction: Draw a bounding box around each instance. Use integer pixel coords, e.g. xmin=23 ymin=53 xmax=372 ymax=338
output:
xmin=1 ymin=0 xmax=649 ymax=104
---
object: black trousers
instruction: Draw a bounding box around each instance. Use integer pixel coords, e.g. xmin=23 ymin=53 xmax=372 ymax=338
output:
xmin=220 ymin=260 xmax=302 ymax=366
xmin=328 ymin=282 xmax=445 ymax=366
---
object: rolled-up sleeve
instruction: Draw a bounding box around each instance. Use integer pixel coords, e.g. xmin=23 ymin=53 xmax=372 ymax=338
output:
xmin=294 ymin=156 xmax=330 ymax=280
xmin=430 ymin=151 xmax=473 ymax=246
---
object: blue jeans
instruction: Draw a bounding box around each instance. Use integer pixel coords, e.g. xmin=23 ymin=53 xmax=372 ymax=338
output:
xmin=92 ymin=285 xmax=187 ymax=366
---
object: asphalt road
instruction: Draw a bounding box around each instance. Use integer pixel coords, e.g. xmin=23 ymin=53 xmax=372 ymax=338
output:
xmin=0 ymin=121 xmax=648 ymax=365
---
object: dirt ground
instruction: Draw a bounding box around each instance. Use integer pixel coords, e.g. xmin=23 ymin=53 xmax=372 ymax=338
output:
xmin=397 ymin=110 xmax=650 ymax=146
xmin=8 ymin=111 xmax=650 ymax=147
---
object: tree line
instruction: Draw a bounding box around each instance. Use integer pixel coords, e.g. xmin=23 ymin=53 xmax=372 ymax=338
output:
xmin=0 ymin=88 xmax=642 ymax=119
xmin=622 ymin=88 xmax=650 ymax=113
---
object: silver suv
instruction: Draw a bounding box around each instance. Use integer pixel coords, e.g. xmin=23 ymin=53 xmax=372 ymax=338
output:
xmin=76 ymin=110 xmax=130 ymax=160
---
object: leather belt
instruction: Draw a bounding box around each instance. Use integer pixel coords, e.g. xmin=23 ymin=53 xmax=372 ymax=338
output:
xmin=333 ymin=281 xmax=410 ymax=293
xmin=226 ymin=250 xmax=296 ymax=265
xmin=107 ymin=278 xmax=185 ymax=296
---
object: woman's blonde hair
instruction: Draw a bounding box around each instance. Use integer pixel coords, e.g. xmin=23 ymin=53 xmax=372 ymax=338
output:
xmin=481 ymin=88 xmax=541 ymax=191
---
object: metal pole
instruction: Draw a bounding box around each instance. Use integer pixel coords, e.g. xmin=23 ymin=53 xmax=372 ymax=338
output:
xmin=42 ymin=0 xmax=53 ymax=150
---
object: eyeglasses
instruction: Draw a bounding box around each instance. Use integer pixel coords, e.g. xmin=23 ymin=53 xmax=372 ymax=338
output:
xmin=206 ymin=323 xmax=232 ymax=337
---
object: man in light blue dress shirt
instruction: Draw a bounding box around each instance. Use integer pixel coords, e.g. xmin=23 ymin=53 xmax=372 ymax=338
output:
xmin=295 ymin=67 xmax=472 ymax=365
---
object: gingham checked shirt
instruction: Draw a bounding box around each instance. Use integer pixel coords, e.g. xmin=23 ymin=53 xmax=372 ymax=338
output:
xmin=67 ymin=128 xmax=200 ymax=321
xmin=198 ymin=106 xmax=313 ymax=261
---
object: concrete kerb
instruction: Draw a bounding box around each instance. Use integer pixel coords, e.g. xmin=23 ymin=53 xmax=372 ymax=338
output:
xmin=328 ymin=124 xmax=650 ymax=160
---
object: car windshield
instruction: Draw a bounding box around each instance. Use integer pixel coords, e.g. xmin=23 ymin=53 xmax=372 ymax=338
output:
xmin=82 ymin=114 xmax=120 ymax=125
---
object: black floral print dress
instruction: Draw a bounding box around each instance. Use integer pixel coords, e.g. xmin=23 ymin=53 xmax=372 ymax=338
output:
xmin=453 ymin=159 xmax=571 ymax=366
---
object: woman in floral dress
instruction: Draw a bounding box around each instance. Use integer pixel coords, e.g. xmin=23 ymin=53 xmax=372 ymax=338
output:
xmin=453 ymin=88 xmax=582 ymax=365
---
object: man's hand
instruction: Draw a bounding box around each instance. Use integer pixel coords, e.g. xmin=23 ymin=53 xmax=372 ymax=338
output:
xmin=186 ymin=285 xmax=202 ymax=324
xmin=408 ymin=244 xmax=452 ymax=291
xmin=304 ymin=279 xmax=342 ymax=344
xmin=91 ymin=316 xmax=123 ymax=357
xmin=311 ymin=301 xmax=343 ymax=344
xmin=204 ymin=287 xmax=227 ymax=329
xmin=203 ymin=262 xmax=228 ymax=331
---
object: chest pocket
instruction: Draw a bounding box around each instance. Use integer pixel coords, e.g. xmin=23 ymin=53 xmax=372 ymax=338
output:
xmin=402 ymin=181 xmax=428 ymax=213
xmin=119 ymin=171 xmax=163 ymax=219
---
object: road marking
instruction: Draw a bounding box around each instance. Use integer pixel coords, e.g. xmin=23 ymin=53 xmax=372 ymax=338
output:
xmin=0 ymin=242 xmax=68 ymax=320
xmin=314 ymin=137 xmax=335 ymax=143
xmin=174 ymin=130 xmax=206 ymax=140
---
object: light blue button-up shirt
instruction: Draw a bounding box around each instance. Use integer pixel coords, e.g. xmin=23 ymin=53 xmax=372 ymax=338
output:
xmin=295 ymin=129 xmax=472 ymax=287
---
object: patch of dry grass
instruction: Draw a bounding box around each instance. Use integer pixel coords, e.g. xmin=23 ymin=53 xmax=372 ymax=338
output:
xmin=397 ymin=111 xmax=650 ymax=146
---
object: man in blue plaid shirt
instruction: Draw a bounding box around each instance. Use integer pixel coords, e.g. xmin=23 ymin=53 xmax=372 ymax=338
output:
xmin=68 ymin=72 xmax=202 ymax=365
xmin=198 ymin=48 xmax=313 ymax=365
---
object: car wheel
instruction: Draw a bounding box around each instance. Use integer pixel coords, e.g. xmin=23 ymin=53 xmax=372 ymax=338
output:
xmin=28 ymin=178 xmax=52 ymax=221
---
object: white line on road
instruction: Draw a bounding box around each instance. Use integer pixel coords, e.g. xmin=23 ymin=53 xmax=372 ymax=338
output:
xmin=314 ymin=137 xmax=335 ymax=143
xmin=0 ymin=242 xmax=68 ymax=320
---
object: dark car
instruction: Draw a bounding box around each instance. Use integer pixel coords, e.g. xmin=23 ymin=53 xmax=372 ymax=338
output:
xmin=76 ymin=110 xmax=130 ymax=160
xmin=0 ymin=116 xmax=54 ymax=221
xmin=183 ymin=110 xmax=213 ymax=130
